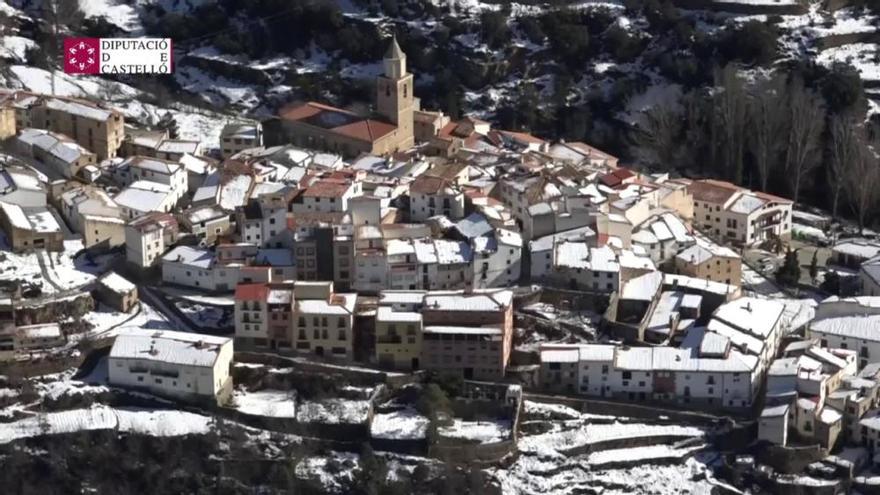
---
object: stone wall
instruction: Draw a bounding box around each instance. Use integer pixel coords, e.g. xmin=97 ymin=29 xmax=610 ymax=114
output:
xmin=15 ymin=291 xmax=94 ymax=325
xmin=758 ymin=443 xmax=828 ymax=474
xmin=671 ymin=0 xmax=808 ymax=15
xmin=816 ymin=32 xmax=880 ymax=51
xmin=524 ymin=393 xmax=729 ymax=427
xmin=234 ymin=351 xmax=422 ymax=388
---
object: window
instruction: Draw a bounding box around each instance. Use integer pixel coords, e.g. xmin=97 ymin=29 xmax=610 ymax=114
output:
xmin=622 ymin=371 xmax=632 ymax=380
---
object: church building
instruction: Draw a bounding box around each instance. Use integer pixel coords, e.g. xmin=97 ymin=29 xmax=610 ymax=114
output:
xmin=265 ymin=37 xmax=428 ymax=157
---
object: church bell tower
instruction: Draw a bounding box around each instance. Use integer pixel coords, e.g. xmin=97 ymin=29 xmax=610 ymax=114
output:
xmin=376 ymin=35 xmax=415 ymax=149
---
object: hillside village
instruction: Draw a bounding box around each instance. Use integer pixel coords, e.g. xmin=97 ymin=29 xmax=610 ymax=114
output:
xmin=4 ymin=20 xmax=880 ymax=494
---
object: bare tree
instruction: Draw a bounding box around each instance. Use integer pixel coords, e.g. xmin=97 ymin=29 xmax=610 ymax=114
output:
xmin=828 ymin=112 xmax=862 ymax=220
xmin=43 ymin=0 xmax=83 ymax=95
xmin=845 ymin=133 xmax=880 ymax=233
xmin=711 ymin=65 xmax=748 ymax=184
xmin=679 ymin=90 xmax=711 ymax=173
xmin=747 ymin=75 xmax=787 ymax=192
xmin=629 ymin=103 xmax=682 ymax=169
xmin=784 ymin=77 xmax=825 ymax=203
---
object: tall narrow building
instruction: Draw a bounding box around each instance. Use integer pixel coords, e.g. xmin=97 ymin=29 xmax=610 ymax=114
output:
xmin=376 ymin=36 xmax=415 ymax=150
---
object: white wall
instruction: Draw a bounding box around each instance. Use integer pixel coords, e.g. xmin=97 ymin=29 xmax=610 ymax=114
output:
xmin=108 ymin=341 xmax=232 ymax=400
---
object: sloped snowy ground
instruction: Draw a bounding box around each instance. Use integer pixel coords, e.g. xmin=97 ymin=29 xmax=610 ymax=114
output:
xmin=491 ymin=400 xmax=716 ymax=494
xmin=371 ymin=408 xmax=430 ymax=440
xmin=233 ymin=389 xmax=297 ymax=418
xmin=3 ymin=65 xmax=232 ymax=150
xmin=0 ymin=404 xmax=213 ymax=444
xmin=296 ymin=398 xmax=371 ymax=424
xmin=438 ymin=418 xmax=512 ymax=443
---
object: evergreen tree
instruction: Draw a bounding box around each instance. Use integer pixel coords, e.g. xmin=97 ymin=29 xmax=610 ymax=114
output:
xmin=809 ymin=250 xmax=819 ymax=283
xmin=776 ymin=247 xmax=801 ymax=286
xmin=157 ymin=112 xmax=179 ymax=139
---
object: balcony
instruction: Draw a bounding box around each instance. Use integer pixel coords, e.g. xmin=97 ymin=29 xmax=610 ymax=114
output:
xmin=377 ymin=335 xmax=403 ymax=345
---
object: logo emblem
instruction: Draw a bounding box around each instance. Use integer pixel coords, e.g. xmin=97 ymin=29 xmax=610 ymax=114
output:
xmin=63 ymin=38 xmax=100 ymax=74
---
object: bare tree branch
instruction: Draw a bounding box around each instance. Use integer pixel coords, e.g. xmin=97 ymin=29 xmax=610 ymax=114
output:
xmin=828 ymin=112 xmax=862 ymax=220
xmin=784 ymin=77 xmax=825 ymax=203
xmin=747 ymin=75 xmax=787 ymax=192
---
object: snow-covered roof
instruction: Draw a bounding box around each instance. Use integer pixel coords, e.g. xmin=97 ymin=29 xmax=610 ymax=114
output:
xmin=114 ymin=182 xmax=171 ymax=214
xmin=99 ymin=271 xmax=136 ymax=294
xmin=455 ymin=212 xmax=493 ymax=239
xmin=681 ymin=294 xmax=702 ymax=309
xmin=711 ymin=297 xmax=784 ymax=339
xmin=376 ymin=306 xmax=421 ymax=323
xmin=555 ymin=242 xmax=620 ymax=272
xmin=650 ymin=221 xmax=673 ymax=242
xmin=296 ymin=293 xmax=357 ymax=315
xmin=761 ymin=403 xmax=790 ymax=418
xmin=621 ymin=271 xmax=663 ymax=301
xmin=541 ymin=348 xmax=579 ymax=363
xmin=186 ymin=206 xmax=226 ymax=224
xmin=378 ymin=290 xmax=426 ymax=306
xmin=631 ymin=230 xmax=658 ymax=245
xmin=0 ymin=201 xmax=32 ymax=230
xmin=0 ymin=202 xmax=60 ymax=233
xmin=676 ymin=239 xmax=739 ymax=265
xmin=157 ymin=139 xmax=200 ymax=154
xmin=45 ymin=97 xmax=112 ymax=121
xmin=661 ymin=213 xmax=691 ymax=243
xmin=434 ymin=239 xmax=471 ymax=265
xmin=663 ymin=273 xmax=738 ymax=296
xmin=192 ymin=171 xmax=221 ymax=204
xmin=222 ymin=122 xmax=259 ymax=140
xmin=110 ymin=329 xmax=230 ymax=368
xmin=386 ymin=238 xmax=415 ymax=257
xmin=706 ymin=319 xmax=764 ymax=356
xmin=529 ymin=226 xmax=596 ymax=252
xmin=811 ymin=315 xmax=880 ymax=342
xmin=700 ymin=332 xmax=730 ymax=357
xmin=5 ymin=169 xmax=41 ymax=192
xmin=126 ymin=156 xmax=181 ymax=175
xmin=179 ymin=153 xmax=213 ymax=175
xmin=423 ymin=289 xmax=512 ymax=312
xmin=645 ymin=291 xmax=683 ymax=337
xmin=832 ymin=240 xmax=880 ymax=259
xmin=163 ymin=246 xmax=213 ymax=269
xmin=729 ymin=193 xmax=766 ymax=214
xmin=618 ymin=249 xmax=655 ymax=270
xmin=862 ymin=409 xmax=880 ymax=432
xmin=266 ymin=288 xmax=293 ymax=304
xmin=219 ymin=175 xmax=253 ymax=211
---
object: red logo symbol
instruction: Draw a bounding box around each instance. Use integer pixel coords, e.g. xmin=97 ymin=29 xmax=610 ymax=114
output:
xmin=64 ymin=38 xmax=100 ymax=75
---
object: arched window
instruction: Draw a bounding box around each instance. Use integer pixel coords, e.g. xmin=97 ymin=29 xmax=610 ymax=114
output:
xmin=403 ymin=83 xmax=407 ymax=98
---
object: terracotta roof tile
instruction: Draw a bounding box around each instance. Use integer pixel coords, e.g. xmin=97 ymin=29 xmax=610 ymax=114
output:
xmin=235 ymin=283 xmax=269 ymax=301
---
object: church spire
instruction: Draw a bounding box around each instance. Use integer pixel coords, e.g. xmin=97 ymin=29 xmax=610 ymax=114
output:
xmin=385 ymin=34 xmax=405 ymax=60
xmin=382 ymin=34 xmax=406 ymax=80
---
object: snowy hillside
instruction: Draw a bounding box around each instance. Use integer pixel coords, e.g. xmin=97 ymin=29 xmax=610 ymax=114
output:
xmin=0 ymin=0 xmax=877 ymax=149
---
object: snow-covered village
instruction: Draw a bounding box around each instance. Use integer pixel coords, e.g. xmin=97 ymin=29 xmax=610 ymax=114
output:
xmin=2 ymin=0 xmax=880 ymax=493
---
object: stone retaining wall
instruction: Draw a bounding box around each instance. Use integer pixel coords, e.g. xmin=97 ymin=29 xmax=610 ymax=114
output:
xmin=525 ymin=393 xmax=730 ymax=427
xmin=759 ymin=443 xmax=828 ymax=474
xmin=672 ymin=0 xmax=808 ymax=15
xmin=15 ymin=291 xmax=94 ymax=325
